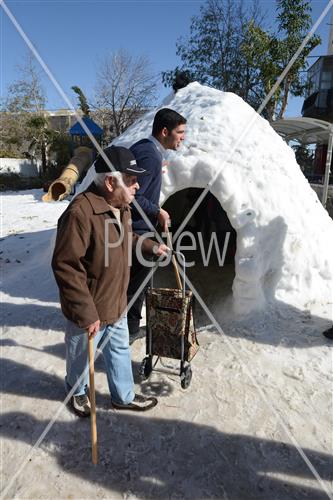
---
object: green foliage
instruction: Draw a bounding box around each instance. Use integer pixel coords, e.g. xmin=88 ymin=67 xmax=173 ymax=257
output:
xmin=162 ymin=68 xmax=195 ymax=92
xmin=241 ymin=22 xmax=282 ymax=118
xmin=248 ymin=0 xmax=322 ymax=119
xmin=0 ymin=149 xmax=22 ymax=159
xmin=163 ymin=0 xmax=321 ymax=119
xmin=24 ymin=114 xmax=56 ymax=173
xmin=275 ymin=0 xmax=321 ymax=98
xmin=163 ymin=0 xmax=264 ymax=108
xmin=292 ymin=143 xmax=315 ymax=175
xmin=49 ymin=132 xmax=72 ymax=168
xmin=0 ymin=112 xmax=26 ymax=156
xmin=0 ymin=173 xmax=43 ymax=191
xmin=71 ymin=86 xmax=90 ymax=116
xmin=26 ymin=115 xmax=48 ymax=129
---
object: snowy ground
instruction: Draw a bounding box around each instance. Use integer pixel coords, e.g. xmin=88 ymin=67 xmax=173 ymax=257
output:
xmin=1 ymin=190 xmax=332 ymax=499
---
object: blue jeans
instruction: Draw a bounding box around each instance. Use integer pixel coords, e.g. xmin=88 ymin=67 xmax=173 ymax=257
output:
xmin=65 ymin=316 xmax=135 ymax=405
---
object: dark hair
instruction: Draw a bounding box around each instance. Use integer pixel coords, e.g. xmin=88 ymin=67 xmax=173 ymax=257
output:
xmin=152 ymin=108 xmax=187 ymax=136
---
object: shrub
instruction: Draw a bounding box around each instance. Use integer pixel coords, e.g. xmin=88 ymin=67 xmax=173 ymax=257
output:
xmin=0 ymin=149 xmax=22 ymax=159
xmin=0 ymin=173 xmax=43 ymax=191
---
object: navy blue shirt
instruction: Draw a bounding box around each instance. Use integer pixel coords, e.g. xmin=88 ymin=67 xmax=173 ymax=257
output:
xmin=130 ymin=138 xmax=163 ymax=234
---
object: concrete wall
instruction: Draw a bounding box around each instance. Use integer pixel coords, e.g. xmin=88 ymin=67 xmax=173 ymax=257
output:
xmin=310 ymin=183 xmax=333 ymax=219
xmin=0 ymin=158 xmax=40 ymax=177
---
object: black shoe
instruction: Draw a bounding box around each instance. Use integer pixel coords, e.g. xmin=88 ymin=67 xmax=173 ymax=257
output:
xmin=70 ymin=394 xmax=91 ymax=417
xmin=112 ymin=394 xmax=157 ymax=412
xmin=323 ymin=326 xmax=333 ymax=340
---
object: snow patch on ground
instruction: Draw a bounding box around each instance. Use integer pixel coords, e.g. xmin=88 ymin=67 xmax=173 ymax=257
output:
xmin=0 ymin=190 xmax=332 ymax=499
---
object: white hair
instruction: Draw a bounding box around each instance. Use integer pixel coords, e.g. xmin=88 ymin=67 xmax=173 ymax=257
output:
xmin=93 ymin=170 xmax=124 ymax=188
xmin=74 ymin=162 xmax=125 ymax=199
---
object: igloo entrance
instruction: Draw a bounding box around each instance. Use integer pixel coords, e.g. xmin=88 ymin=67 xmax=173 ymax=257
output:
xmin=154 ymin=188 xmax=237 ymax=326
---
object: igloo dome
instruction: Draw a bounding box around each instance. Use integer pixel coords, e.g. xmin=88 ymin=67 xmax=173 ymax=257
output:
xmin=110 ymin=82 xmax=333 ymax=316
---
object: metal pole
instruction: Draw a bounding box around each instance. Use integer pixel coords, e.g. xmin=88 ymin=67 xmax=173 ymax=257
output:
xmin=322 ymin=130 xmax=333 ymax=207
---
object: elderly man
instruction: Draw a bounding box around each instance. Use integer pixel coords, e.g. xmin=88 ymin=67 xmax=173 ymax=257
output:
xmin=52 ymin=146 xmax=168 ymax=416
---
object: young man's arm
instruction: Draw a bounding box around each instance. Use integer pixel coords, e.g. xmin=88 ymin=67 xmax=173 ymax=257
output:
xmin=131 ymin=148 xmax=170 ymax=230
xmin=132 ymin=151 xmax=161 ymax=215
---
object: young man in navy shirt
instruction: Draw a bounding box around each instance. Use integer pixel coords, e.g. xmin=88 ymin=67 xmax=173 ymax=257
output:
xmin=128 ymin=108 xmax=187 ymax=340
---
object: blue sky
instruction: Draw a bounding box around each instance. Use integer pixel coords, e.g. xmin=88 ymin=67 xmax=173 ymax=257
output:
xmin=1 ymin=0 xmax=332 ymax=117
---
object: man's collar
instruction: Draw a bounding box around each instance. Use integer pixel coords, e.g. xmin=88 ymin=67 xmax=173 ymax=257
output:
xmin=148 ymin=135 xmax=165 ymax=157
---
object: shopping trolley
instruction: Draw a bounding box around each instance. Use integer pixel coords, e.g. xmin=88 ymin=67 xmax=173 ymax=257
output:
xmin=139 ymin=232 xmax=199 ymax=389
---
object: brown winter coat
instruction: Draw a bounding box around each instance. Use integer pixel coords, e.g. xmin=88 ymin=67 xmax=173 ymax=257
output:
xmin=52 ymin=184 xmax=156 ymax=328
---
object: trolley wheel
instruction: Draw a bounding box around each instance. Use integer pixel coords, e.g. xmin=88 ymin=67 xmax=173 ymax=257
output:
xmin=139 ymin=356 xmax=153 ymax=380
xmin=180 ymin=365 xmax=192 ymax=389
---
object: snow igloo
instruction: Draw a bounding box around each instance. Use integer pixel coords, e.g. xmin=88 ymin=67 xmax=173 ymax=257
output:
xmin=112 ymin=82 xmax=333 ymax=317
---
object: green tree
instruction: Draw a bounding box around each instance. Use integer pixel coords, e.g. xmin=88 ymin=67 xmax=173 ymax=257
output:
xmin=162 ymin=0 xmax=263 ymax=108
xmin=163 ymin=0 xmax=320 ymax=120
xmin=241 ymin=22 xmax=282 ymax=119
xmin=275 ymin=0 xmax=320 ymax=118
xmin=292 ymin=143 xmax=314 ymax=175
xmin=47 ymin=132 xmax=72 ymax=174
xmin=25 ymin=114 xmax=54 ymax=173
xmin=242 ymin=0 xmax=320 ymax=119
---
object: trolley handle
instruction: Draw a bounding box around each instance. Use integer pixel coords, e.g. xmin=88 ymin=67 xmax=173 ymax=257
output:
xmin=165 ymin=227 xmax=186 ymax=295
xmin=150 ymin=227 xmax=186 ymax=297
xmin=172 ymin=250 xmax=186 ymax=297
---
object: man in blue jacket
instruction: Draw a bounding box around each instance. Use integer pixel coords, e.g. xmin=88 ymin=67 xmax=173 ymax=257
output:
xmin=128 ymin=108 xmax=187 ymax=340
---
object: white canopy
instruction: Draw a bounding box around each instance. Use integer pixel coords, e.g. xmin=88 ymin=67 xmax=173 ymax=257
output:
xmin=271 ymin=117 xmax=333 ymax=207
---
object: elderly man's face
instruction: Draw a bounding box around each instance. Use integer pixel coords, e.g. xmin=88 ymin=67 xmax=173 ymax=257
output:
xmin=113 ymin=174 xmax=139 ymax=205
xmin=122 ymin=174 xmax=140 ymax=203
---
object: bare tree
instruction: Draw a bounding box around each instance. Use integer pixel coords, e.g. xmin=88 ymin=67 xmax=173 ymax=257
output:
xmin=5 ymin=52 xmax=46 ymax=113
xmin=94 ymin=49 xmax=158 ymax=138
xmin=1 ymin=52 xmax=51 ymax=170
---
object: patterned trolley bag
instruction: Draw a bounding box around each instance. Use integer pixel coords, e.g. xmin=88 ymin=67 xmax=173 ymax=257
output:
xmin=140 ymin=238 xmax=199 ymax=389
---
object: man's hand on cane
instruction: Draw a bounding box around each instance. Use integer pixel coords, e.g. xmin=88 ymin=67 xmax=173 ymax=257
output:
xmin=154 ymin=243 xmax=170 ymax=258
xmin=86 ymin=320 xmax=100 ymax=339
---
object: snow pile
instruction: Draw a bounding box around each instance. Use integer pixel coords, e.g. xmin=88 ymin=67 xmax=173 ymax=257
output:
xmin=114 ymin=82 xmax=333 ymax=316
xmin=1 ymin=190 xmax=70 ymax=308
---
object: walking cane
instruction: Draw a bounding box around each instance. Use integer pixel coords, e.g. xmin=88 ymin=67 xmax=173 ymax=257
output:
xmin=88 ymin=335 xmax=98 ymax=464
